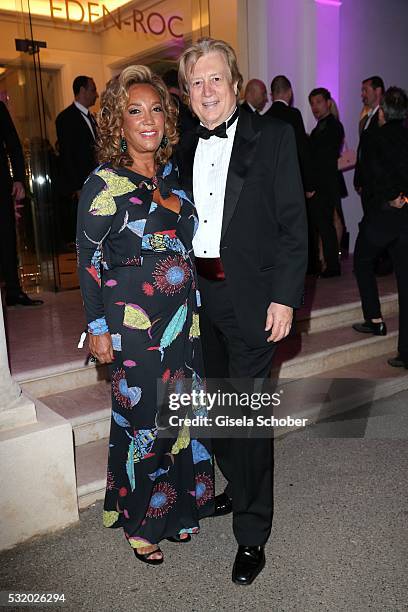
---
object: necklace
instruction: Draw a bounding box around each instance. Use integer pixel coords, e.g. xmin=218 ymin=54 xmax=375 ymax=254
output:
xmin=138 ymin=176 xmax=158 ymax=191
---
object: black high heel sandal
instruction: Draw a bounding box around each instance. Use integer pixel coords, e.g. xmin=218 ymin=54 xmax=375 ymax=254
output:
xmin=134 ymin=546 xmax=164 ymax=565
xmin=166 ymin=533 xmax=191 ymax=543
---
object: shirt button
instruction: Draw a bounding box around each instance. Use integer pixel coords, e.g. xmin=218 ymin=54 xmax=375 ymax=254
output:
xmin=210 ymin=192 xmax=213 ymax=196
xmin=204 ymin=220 xmax=207 ymax=223
xmin=204 ymin=250 xmax=207 ymax=254
xmin=211 ymin=163 xmax=214 ymax=166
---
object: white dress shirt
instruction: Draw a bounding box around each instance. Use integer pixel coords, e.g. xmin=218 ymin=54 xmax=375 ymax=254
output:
xmin=363 ymin=105 xmax=380 ymax=130
xmin=192 ymin=116 xmax=238 ymax=258
xmin=74 ymin=100 xmax=96 ymax=139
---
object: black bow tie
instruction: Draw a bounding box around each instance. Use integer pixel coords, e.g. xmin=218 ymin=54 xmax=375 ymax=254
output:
xmin=196 ymin=107 xmax=239 ymax=140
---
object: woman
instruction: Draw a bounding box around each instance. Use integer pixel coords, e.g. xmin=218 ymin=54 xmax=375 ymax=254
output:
xmin=76 ymin=66 xmax=214 ymax=565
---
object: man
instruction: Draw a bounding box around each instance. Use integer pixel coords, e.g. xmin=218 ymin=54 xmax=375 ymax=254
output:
xmin=56 ymin=75 xmax=98 ymax=245
xmin=352 ymin=87 xmax=408 ymax=369
xmin=0 ymin=101 xmax=43 ymax=306
xmin=177 ymin=38 xmax=307 ymax=585
xmin=56 ymin=75 xmax=98 ymax=198
xmin=162 ymin=68 xmax=198 ymax=135
xmin=308 ymin=87 xmax=344 ymax=277
xmin=354 ymin=76 xmax=385 ymax=213
xmin=240 ymin=78 xmax=268 ymax=114
xmin=264 ymin=75 xmax=313 ymax=191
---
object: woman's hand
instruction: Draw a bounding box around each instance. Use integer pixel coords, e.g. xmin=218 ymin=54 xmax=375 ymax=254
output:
xmin=89 ymin=332 xmax=114 ymax=363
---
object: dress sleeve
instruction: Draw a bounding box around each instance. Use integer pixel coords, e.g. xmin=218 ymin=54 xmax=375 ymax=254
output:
xmin=76 ymin=172 xmax=114 ymax=334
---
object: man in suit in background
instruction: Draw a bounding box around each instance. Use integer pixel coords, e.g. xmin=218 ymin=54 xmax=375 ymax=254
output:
xmin=178 ymin=38 xmax=307 ymax=585
xmin=354 ymin=75 xmax=392 ymax=276
xmin=241 ymin=79 xmax=268 ymax=114
xmin=308 ymin=87 xmax=344 ymax=277
xmin=0 ymin=101 xmax=43 ymax=306
xmin=56 ymin=76 xmax=98 ymax=242
xmin=265 ymin=74 xmax=313 ymax=192
xmin=354 ymin=76 xmax=385 ymax=214
xmin=352 ymin=87 xmax=408 ymax=367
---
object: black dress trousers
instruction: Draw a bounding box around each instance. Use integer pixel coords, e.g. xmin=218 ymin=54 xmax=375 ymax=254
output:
xmin=198 ymin=275 xmax=275 ymax=546
xmin=0 ymin=186 xmax=21 ymax=297
xmin=354 ymin=208 xmax=408 ymax=360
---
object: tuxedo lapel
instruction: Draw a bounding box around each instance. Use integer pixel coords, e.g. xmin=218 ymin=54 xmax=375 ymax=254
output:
xmin=221 ymin=108 xmax=261 ymax=240
xmin=178 ymin=129 xmax=199 ymax=192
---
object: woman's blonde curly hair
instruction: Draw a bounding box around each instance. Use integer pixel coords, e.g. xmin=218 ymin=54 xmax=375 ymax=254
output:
xmin=97 ymin=65 xmax=178 ymax=168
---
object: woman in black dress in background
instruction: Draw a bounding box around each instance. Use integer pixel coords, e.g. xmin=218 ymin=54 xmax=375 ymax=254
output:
xmin=76 ymin=66 xmax=214 ymax=565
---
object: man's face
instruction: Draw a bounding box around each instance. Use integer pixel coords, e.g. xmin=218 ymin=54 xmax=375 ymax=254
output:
xmin=309 ymin=94 xmax=330 ymax=120
xmin=188 ymin=51 xmax=237 ymax=129
xmin=361 ymin=81 xmax=379 ymax=108
xmin=83 ymin=79 xmax=98 ymax=108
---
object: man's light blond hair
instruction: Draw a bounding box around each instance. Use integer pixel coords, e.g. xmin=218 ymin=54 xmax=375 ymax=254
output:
xmin=178 ymin=37 xmax=243 ymax=103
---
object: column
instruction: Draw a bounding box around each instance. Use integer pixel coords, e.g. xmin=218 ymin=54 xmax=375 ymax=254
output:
xmin=0 ymin=297 xmax=36 ymax=431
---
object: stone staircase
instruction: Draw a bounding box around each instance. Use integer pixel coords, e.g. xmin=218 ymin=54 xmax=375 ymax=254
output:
xmin=17 ymin=292 xmax=408 ymax=511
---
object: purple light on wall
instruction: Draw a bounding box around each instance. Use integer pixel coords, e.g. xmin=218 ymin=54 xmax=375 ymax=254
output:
xmin=315 ymin=0 xmax=342 ymax=6
xmin=315 ymin=0 xmax=342 ymax=104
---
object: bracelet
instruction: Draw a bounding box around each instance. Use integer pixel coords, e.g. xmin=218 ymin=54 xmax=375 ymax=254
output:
xmin=88 ymin=317 xmax=109 ymax=335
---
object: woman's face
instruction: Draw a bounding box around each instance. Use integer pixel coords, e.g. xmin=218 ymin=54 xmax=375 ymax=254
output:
xmin=122 ymin=83 xmax=165 ymax=157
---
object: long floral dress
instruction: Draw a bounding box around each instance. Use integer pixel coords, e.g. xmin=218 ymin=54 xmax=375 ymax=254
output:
xmin=76 ymin=160 xmax=214 ymax=549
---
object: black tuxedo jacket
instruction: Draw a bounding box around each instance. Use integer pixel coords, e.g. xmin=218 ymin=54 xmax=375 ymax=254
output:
xmin=176 ymin=108 xmax=308 ymax=347
xmin=0 ymin=101 xmax=25 ymax=193
xmin=264 ymin=101 xmax=313 ymax=190
xmin=309 ymin=113 xmax=345 ymax=193
xmin=56 ymin=103 xmax=97 ymax=194
xmin=354 ymin=108 xmax=381 ymax=191
xmin=362 ymin=120 xmax=408 ymax=213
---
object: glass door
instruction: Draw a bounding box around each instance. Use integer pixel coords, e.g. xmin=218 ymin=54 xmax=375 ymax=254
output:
xmin=0 ymin=4 xmax=69 ymax=293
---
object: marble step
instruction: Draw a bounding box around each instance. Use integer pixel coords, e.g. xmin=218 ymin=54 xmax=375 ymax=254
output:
xmin=74 ymin=352 xmax=408 ymax=509
xmin=17 ymin=360 xmax=108 ymax=398
xmin=75 ymin=438 xmax=108 ymax=510
xmin=40 ymin=382 xmax=111 ymax=447
xmin=275 ymin=314 xmax=399 ymax=378
xmin=40 ymin=315 xmax=401 ymax=447
xmin=296 ymin=292 xmax=398 ymax=334
xmin=16 ymin=295 xmax=398 ymax=398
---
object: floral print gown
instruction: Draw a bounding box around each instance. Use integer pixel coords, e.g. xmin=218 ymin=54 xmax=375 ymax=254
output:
xmin=76 ymin=161 xmax=214 ymax=549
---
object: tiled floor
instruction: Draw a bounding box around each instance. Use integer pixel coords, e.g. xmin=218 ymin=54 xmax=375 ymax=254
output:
xmin=5 ymin=259 xmax=397 ymax=378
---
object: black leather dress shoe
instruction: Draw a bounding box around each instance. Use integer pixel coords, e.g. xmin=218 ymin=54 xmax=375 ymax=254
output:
xmin=352 ymin=320 xmax=387 ymax=336
xmin=6 ymin=291 xmax=44 ymax=307
xmin=212 ymin=492 xmax=232 ymax=517
xmin=232 ymin=545 xmax=265 ymax=585
xmin=387 ymin=355 xmax=408 ymax=369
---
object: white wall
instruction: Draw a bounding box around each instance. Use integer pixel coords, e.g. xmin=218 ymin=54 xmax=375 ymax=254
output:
xmin=245 ymin=0 xmax=408 ymax=251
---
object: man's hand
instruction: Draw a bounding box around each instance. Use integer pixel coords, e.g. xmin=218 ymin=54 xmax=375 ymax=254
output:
xmin=305 ymin=191 xmax=316 ymax=199
xmin=265 ymin=302 xmax=293 ymax=343
xmin=89 ymin=332 xmax=114 ymax=363
xmin=12 ymin=181 xmax=25 ymax=201
xmin=389 ymin=195 xmax=406 ymax=209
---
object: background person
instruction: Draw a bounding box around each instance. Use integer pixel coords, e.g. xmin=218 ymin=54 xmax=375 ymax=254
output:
xmin=264 ymin=75 xmax=313 ymax=192
xmin=56 ymin=76 xmax=99 ymax=243
xmin=240 ymin=78 xmax=268 ymax=114
xmin=0 ymin=101 xmax=43 ymax=307
xmin=308 ymin=87 xmax=344 ymax=277
xmin=352 ymin=86 xmax=408 ymax=369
